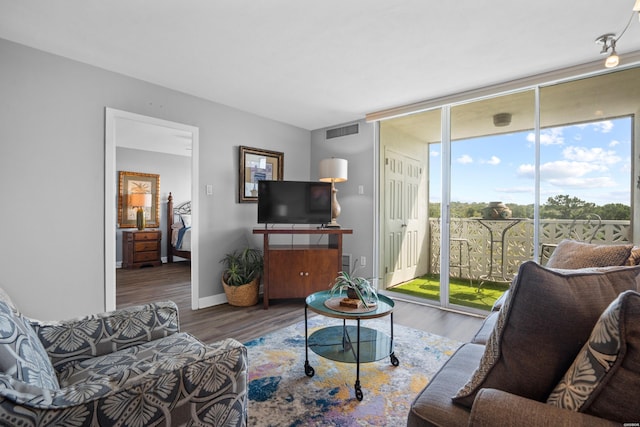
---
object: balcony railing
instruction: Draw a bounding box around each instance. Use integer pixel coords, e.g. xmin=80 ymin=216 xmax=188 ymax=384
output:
xmin=429 ymin=218 xmax=631 ymax=281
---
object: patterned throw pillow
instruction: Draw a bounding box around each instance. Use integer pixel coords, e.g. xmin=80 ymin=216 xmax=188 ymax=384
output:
xmin=0 ymin=301 xmax=59 ymax=390
xmin=452 ymin=261 xmax=640 ymax=408
xmin=625 ymin=246 xmax=640 ymax=266
xmin=546 ymin=240 xmax=633 ymax=269
xmin=547 ymin=290 xmax=640 ymax=423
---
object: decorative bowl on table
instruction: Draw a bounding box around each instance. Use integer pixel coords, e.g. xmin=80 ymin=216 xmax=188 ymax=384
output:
xmin=482 ymin=201 xmax=512 ymax=219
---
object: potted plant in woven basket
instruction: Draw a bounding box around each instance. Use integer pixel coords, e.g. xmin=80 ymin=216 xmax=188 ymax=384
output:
xmin=220 ymin=247 xmax=263 ymax=306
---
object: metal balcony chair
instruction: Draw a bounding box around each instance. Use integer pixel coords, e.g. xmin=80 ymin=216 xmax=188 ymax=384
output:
xmin=450 ymin=237 xmax=472 ymax=285
xmin=540 ymin=213 xmax=602 ymax=263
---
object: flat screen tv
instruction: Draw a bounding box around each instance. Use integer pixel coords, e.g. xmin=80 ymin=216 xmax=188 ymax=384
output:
xmin=258 ymin=180 xmax=332 ymax=225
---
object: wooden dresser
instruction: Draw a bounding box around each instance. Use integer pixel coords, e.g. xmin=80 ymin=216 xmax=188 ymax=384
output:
xmin=122 ymin=230 xmax=162 ymax=269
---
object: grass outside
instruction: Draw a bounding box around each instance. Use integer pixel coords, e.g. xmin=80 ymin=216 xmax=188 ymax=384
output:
xmin=388 ymin=274 xmax=509 ymax=311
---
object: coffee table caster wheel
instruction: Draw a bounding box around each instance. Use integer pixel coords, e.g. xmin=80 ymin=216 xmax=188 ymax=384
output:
xmin=390 ymin=353 xmax=399 ymax=366
xmin=304 ymin=361 xmax=315 ymax=377
xmin=355 ymin=383 xmax=363 ymax=401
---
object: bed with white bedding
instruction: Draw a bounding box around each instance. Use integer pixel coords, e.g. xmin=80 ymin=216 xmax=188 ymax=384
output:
xmin=167 ymin=192 xmax=191 ymax=262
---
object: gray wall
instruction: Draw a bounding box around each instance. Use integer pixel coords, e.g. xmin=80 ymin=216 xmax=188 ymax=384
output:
xmin=0 ymin=38 xmax=312 ymax=320
xmin=310 ymin=120 xmax=376 ymax=280
xmin=115 ymin=147 xmax=191 ymax=262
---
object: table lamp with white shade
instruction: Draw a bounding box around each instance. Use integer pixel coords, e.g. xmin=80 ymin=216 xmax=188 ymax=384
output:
xmin=319 ymin=158 xmax=348 ymax=228
xmin=129 ymin=192 xmax=152 ymax=230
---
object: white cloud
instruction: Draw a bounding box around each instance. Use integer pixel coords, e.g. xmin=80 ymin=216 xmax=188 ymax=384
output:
xmin=562 ymin=146 xmax=621 ymax=165
xmin=484 ymin=156 xmax=501 ymax=165
xmin=457 ymin=154 xmax=473 ymax=164
xmin=592 ymin=120 xmax=614 ymax=133
xmin=430 ymin=149 xmax=440 ymax=157
xmin=527 ymin=127 xmax=564 ymax=145
xmin=609 ymin=139 xmax=620 ymax=147
xmin=547 ymin=176 xmax=617 ymax=189
xmin=518 ymin=161 xmax=604 ymax=178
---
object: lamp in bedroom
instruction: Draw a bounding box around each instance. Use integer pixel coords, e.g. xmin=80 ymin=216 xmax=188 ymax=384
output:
xmin=319 ymin=157 xmax=348 ymax=228
xmin=129 ymin=192 xmax=152 ymax=230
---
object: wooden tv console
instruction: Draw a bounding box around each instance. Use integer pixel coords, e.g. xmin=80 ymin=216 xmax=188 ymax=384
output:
xmin=253 ymin=228 xmax=353 ymax=309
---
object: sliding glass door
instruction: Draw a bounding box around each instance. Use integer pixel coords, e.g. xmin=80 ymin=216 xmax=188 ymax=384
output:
xmin=379 ymin=65 xmax=639 ymax=313
xmin=447 ymin=91 xmax=535 ymax=311
xmin=538 ymin=68 xmax=637 ymax=259
xmin=380 ymin=109 xmax=440 ymax=301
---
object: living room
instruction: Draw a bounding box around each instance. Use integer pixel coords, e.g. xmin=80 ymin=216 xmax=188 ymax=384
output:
xmin=1 ymin=0 xmax=639 ymax=321
xmin=1 ymin=2 xmax=640 ymax=426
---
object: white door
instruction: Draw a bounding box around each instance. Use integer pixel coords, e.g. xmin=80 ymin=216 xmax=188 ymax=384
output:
xmin=384 ymin=149 xmax=425 ymax=287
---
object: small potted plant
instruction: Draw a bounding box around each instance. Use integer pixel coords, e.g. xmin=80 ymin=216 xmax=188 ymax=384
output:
xmin=329 ymin=267 xmax=378 ymax=309
xmin=220 ymin=247 xmax=263 ymax=306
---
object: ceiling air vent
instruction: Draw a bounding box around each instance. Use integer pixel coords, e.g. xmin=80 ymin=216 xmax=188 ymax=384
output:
xmin=326 ymin=123 xmax=359 ymax=140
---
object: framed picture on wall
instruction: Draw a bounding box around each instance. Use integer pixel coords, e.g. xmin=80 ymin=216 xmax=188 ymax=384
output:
xmin=239 ymin=146 xmax=284 ymax=203
xmin=118 ymin=171 xmax=161 ymax=228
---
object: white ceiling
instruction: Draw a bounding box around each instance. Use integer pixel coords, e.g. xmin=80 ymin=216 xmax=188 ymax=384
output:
xmin=1 ymin=1 xmax=640 ymax=131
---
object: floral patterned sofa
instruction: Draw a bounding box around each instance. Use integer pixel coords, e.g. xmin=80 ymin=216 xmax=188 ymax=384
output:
xmin=0 ymin=289 xmax=247 ymax=426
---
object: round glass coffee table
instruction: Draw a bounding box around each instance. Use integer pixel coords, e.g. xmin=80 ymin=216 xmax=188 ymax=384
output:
xmin=304 ymin=290 xmax=398 ymax=401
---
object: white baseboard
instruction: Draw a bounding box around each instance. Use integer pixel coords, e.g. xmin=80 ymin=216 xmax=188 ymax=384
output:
xmin=198 ymin=293 xmax=228 ymax=308
xmin=197 ymin=286 xmax=264 ymax=309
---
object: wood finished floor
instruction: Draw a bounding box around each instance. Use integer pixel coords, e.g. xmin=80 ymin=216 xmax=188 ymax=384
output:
xmin=116 ymin=262 xmax=485 ymax=344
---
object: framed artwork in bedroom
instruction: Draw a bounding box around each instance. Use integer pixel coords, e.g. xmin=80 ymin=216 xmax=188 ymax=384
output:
xmin=239 ymin=146 xmax=284 ymax=203
xmin=118 ymin=171 xmax=161 ymax=228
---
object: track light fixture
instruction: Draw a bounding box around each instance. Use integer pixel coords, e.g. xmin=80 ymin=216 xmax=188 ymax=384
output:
xmin=595 ymin=7 xmax=638 ymax=68
xmin=596 ymin=34 xmax=619 ymax=68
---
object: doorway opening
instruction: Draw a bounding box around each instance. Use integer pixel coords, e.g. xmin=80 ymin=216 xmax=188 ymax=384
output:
xmin=104 ymin=108 xmax=199 ymax=312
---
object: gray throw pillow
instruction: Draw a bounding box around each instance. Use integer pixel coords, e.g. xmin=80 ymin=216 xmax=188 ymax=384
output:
xmin=0 ymin=301 xmax=59 ymax=390
xmin=452 ymin=261 xmax=640 ymax=408
xmin=546 ymin=239 xmax=633 ymax=269
xmin=547 ymin=290 xmax=640 ymax=423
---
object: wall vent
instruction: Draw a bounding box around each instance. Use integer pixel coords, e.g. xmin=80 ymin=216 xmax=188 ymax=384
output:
xmin=326 ymin=123 xmax=359 ymax=140
xmin=342 ymin=254 xmax=352 ymax=272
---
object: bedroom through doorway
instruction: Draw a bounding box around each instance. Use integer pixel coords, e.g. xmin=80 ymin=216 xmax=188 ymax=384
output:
xmin=105 ymin=108 xmax=199 ymax=312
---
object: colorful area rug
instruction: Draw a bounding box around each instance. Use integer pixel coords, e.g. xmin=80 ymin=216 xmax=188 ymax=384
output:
xmin=245 ymin=316 xmax=462 ymax=426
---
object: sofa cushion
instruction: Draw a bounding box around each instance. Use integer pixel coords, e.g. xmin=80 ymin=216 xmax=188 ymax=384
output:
xmin=546 ymin=239 xmax=633 ymax=269
xmin=452 ymin=261 xmax=640 ymax=408
xmin=0 ymin=301 xmax=59 ymax=390
xmin=471 ymin=311 xmax=499 ymax=345
xmin=547 ymin=290 xmax=640 ymax=423
xmin=408 ymin=343 xmax=484 ymax=427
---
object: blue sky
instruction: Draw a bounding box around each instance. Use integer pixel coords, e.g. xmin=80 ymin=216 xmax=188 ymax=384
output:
xmin=430 ymin=116 xmax=632 ymax=207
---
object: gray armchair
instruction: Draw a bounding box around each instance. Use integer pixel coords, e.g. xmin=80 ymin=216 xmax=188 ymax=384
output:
xmin=0 ymin=290 xmax=247 ymax=426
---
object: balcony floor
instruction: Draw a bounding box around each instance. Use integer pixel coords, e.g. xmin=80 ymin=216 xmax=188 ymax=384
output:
xmin=388 ymin=274 xmax=509 ymax=312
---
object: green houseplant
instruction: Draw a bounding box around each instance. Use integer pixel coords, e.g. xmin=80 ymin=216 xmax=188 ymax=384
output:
xmin=220 ymin=247 xmax=263 ymax=306
xmin=329 ymin=268 xmax=378 ymax=308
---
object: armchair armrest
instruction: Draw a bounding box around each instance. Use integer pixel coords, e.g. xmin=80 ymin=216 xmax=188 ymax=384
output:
xmin=469 ymin=388 xmax=619 ymax=427
xmin=29 ymin=301 xmax=179 ymax=371
xmin=0 ymin=337 xmax=248 ymax=426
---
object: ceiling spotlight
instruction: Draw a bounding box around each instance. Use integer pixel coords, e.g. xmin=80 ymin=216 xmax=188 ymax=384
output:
xmin=594 ymin=9 xmax=640 ymax=67
xmin=605 ymin=39 xmax=619 ymax=68
xmin=596 ymin=34 xmax=620 ymax=68
xmin=493 ymin=113 xmax=512 ymax=127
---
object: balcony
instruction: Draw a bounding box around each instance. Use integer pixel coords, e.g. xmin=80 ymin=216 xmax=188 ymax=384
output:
xmin=428 ymin=218 xmax=632 ymax=281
